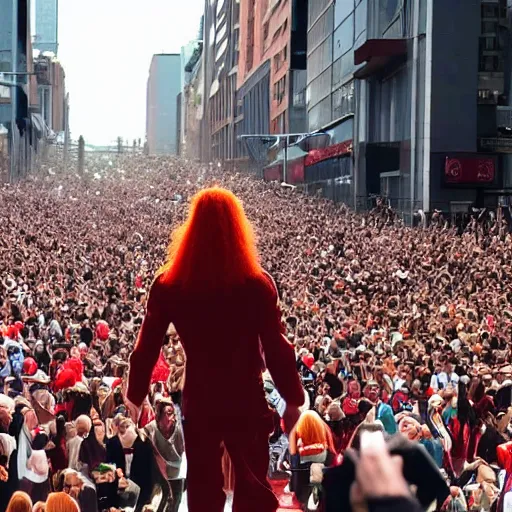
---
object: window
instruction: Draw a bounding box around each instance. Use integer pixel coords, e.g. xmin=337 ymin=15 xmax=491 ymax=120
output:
xmin=332 ymin=52 xmax=356 ymax=88
xmin=479 ymin=55 xmax=503 ymax=72
xmin=481 ymin=21 xmax=497 ymax=34
xmin=355 ymin=0 xmax=367 ymax=39
xmin=482 ymin=4 xmax=498 ymax=18
xmin=335 ymin=0 xmax=353 ymax=29
xmin=272 ymin=26 xmax=282 ymax=42
xmin=332 ymin=81 xmax=355 ymax=119
xmin=274 ymin=75 xmax=287 ymax=104
xmin=307 ymin=36 xmax=333 ymax=83
xmin=308 ymin=95 xmax=332 ymax=131
xmin=379 ymin=0 xmax=402 ymax=35
xmin=308 ymin=0 xmax=331 ymax=30
xmin=308 ymin=67 xmax=332 ymax=108
xmin=263 ymin=22 xmax=269 ymax=41
xmin=282 ymin=18 xmax=288 ymax=32
xmin=274 ymin=54 xmax=281 ymax=71
xmin=308 ymin=5 xmax=334 ymax=54
xmin=333 ymin=14 xmax=354 ymax=61
xmin=483 ymin=37 xmax=497 ymax=51
xmin=283 ymin=45 xmax=288 ymax=61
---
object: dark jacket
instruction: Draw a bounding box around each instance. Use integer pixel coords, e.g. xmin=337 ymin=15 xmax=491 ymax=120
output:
xmin=106 ymin=435 xmax=153 ymax=508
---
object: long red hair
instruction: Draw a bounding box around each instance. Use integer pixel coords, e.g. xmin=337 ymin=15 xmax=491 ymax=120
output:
xmin=292 ymin=410 xmax=335 ymax=455
xmin=45 ymin=493 xmax=79 ymax=512
xmin=160 ymin=187 xmax=262 ymax=289
xmin=6 ymin=492 xmax=33 ymax=512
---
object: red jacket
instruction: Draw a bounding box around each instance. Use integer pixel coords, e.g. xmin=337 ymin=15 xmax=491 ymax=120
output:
xmin=127 ymin=272 xmax=304 ymax=420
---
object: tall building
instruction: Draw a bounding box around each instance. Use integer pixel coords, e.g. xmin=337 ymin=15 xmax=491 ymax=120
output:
xmin=183 ymin=46 xmax=204 ymax=161
xmin=303 ymin=0 xmax=362 ymax=205
xmin=34 ymin=53 xmax=65 ymax=132
xmin=146 ymin=54 xmax=182 ymax=155
xmin=201 ymin=0 xmax=240 ymax=162
xmin=236 ymin=0 xmax=308 ymax=157
xmin=179 ymin=41 xmax=199 ymax=155
xmin=0 ymin=0 xmax=40 ymax=179
xmin=300 ymin=0 xmax=512 ymax=220
xmin=353 ymin=0 xmax=508 ymax=220
xmin=34 ymin=0 xmax=58 ymax=54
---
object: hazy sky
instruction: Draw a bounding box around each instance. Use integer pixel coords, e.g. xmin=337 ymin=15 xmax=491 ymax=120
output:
xmin=56 ymin=0 xmax=204 ymax=145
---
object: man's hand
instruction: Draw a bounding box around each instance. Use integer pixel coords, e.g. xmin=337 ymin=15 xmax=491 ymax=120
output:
xmin=350 ymin=430 xmax=410 ymax=509
xmin=283 ymin=405 xmax=301 ymax=434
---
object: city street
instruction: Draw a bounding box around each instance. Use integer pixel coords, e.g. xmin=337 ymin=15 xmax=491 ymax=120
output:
xmin=178 ymin=492 xmax=233 ymax=512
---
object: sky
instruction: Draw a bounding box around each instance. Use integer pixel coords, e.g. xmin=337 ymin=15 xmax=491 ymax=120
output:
xmin=55 ymin=0 xmax=204 ymax=145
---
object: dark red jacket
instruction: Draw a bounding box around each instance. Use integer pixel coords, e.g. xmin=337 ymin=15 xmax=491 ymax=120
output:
xmin=127 ymin=272 xmax=304 ymax=420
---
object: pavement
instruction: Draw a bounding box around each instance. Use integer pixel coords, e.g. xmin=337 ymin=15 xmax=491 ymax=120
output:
xmin=178 ymin=481 xmax=302 ymax=511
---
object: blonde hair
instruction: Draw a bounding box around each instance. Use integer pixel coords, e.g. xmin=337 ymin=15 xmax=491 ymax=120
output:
xmin=6 ymin=492 xmax=33 ymax=512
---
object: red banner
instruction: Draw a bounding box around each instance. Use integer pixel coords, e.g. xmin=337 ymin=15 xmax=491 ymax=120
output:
xmin=288 ymin=159 xmax=305 ymax=184
xmin=305 ymin=140 xmax=353 ymax=167
xmin=444 ymin=156 xmax=495 ymax=184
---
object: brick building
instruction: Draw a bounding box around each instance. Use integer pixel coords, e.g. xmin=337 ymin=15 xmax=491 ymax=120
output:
xmin=236 ymin=0 xmax=308 ymax=157
xmin=201 ymin=0 xmax=240 ymax=162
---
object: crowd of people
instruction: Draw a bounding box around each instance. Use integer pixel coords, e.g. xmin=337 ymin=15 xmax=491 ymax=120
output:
xmin=1 ymin=154 xmax=512 ymax=511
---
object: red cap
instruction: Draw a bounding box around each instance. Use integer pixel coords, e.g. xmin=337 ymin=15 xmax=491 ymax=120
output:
xmin=54 ymin=369 xmax=77 ymax=391
xmin=23 ymin=357 xmax=38 ymax=376
xmin=302 ymin=353 xmax=315 ymax=370
xmin=112 ymin=377 xmax=123 ymax=390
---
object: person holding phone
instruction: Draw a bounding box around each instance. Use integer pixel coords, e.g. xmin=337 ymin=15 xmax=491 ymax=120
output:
xmin=350 ymin=431 xmax=423 ymax=512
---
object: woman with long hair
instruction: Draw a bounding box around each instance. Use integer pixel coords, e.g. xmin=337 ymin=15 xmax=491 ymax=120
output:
xmin=5 ymin=492 xmax=33 ymax=512
xmin=45 ymin=493 xmax=79 ymax=512
xmin=127 ymin=187 xmax=304 ymax=512
xmin=289 ymin=410 xmax=336 ymax=507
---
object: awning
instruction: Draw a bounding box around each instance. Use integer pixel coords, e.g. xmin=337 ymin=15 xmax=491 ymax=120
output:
xmin=354 ymin=39 xmax=408 ymax=79
xmin=265 ymin=144 xmax=308 ymax=168
xmin=31 ymin=113 xmax=46 ymax=139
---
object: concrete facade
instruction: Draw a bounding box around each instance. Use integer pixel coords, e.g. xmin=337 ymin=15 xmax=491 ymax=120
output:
xmin=201 ymin=0 xmax=240 ymax=162
xmin=34 ymin=54 xmax=65 ymax=132
xmin=146 ymin=54 xmax=182 ymax=155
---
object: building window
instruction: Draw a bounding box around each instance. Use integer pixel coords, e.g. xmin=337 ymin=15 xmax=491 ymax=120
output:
xmin=275 ymin=47 xmax=288 ymax=72
xmin=484 ymin=37 xmax=496 ymax=50
xmin=481 ymin=21 xmax=497 ymax=34
xmin=480 ymin=55 xmax=503 ymax=72
xmin=274 ymin=54 xmax=281 ymax=72
xmin=274 ymin=75 xmax=287 ymax=104
xmin=246 ymin=0 xmax=256 ymax=72
xmin=272 ymin=26 xmax=282 ymax=43
xmin=482 ymin=4 xmax=499 ymax=19
xmin=263 ymin=22 xmax=269 ymax=41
